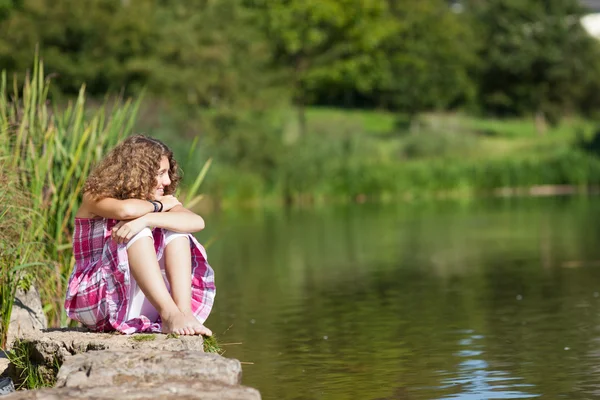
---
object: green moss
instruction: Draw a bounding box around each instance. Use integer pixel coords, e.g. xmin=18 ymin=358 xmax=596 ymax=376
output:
xmin=130 ymin=334 xmax=156 ymax=342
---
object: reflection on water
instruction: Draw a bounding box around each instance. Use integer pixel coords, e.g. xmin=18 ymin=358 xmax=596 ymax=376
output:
xmin=435 ymin=331 xmax=538 ymax=399
xmin=199 ymin=197 xmax=600 ymax=399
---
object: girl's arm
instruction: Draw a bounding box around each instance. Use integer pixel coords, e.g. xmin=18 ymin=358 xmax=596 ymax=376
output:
xmin=82 ymin=193 xmax=181 ymax=220
xmin=142 ymin=205 xmax=205 ymax=233
xmin=111 ymin=205 xmax=205 ymax=244
xmin=82 ymin=193 xmax=155 ymax=220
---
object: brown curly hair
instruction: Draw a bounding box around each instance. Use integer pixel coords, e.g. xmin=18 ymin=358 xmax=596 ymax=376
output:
xmin=84 ymin=135 xmax=181 ymax=201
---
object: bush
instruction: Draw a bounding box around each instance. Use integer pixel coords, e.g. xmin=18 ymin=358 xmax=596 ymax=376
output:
xmin=401 ymin=130 xmax=478 ymax=159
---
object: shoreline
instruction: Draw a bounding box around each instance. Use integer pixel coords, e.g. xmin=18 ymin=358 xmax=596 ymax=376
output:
xmin=195 ymin=184 xmax=600 ymax=213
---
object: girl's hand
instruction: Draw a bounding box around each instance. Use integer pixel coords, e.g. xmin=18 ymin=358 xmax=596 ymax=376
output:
xmin=112 ymin=217 xmax=148 ymax=244
xmin=157 ymin=195 xmax=182 ymax=212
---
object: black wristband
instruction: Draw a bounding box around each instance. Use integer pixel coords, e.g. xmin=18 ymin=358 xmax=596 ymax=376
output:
xmin=156 ymin=200 xmax=164 ymax=212
xmin=148 ymin=200 xmax=159 ymax=213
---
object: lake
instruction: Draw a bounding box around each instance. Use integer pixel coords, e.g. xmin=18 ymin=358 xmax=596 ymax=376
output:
xmin=201 ymin=196 xmax=600 ymax=399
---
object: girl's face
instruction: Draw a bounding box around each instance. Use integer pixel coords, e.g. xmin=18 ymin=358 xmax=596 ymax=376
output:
xmin=155 ymin=156 xmax=171 ymax=199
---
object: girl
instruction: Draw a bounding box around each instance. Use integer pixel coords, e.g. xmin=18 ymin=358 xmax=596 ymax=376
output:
xmin=65 ymin=135 xmax=215 ymax=336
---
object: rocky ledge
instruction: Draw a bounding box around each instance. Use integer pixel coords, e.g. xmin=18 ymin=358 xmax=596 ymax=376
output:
xmin=1 ymin=329 xmax=260 ymax=399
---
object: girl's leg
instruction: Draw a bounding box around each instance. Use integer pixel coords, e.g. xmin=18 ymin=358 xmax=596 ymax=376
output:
xmin=127 ymin=236 xmax=196 ymax=335
xmin=163 ymin=234 xmax=212 ymax=336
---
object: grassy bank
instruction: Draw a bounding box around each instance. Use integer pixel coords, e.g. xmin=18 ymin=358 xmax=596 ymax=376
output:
xmin=143 ymin=106 xmax=600 ymax=208
xmin=303 ymin=110 xmax=600 ymax=200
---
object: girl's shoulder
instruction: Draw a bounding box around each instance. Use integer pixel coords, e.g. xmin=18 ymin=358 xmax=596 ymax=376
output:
xmin=75 ymin=194 xmax=97 ymax=218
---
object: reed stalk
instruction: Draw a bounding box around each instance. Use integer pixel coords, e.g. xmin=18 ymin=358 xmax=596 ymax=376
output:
xmin=0 ymin=54 xmax=140 ymax=325
xmin=0 ymin=167 xmax=48 ymax=348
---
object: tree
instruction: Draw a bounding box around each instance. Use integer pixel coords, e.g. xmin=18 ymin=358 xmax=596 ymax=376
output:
xmin=0 ymin=0 xmax=20 ymax=20
xmin=151 ymin=0 xmax=280 ymax=112
xmin=470 ymin=0 xmax=600 ymax=127
xmin=367 ymin=0 xmax=479 ymax=114
xmin=249 ymin=0 xmax=394 ymax=134
xmin=0 ymin=0 xmax=159 ymax=95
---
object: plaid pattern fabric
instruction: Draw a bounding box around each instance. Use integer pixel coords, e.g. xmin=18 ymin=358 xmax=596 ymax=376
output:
xmin=65 ymin=218 xmax=216 ymax=334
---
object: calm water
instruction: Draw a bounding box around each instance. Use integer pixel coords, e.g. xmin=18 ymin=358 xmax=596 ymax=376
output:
xmin=200 ymin=197 xmax=600 ymax=400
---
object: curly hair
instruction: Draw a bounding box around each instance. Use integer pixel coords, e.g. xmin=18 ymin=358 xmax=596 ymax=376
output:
xmin=84 ymin=135 xmax=181 ymax=201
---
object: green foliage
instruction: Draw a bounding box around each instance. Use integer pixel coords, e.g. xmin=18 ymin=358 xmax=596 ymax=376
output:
xmin=0 ymin=0 xmax=20 ymax=21
xmin=367 ymin=0 xmax=479 ymax=112
xmin=1 ymin=0 xmax=598 ymax=118
xmin=0 ymin=0 xmax=159 ymax=95
xmin=152 ymin=0 xmax=282 ymax=111
xmin=180 ymin=106 xmax=600 ymax=206
xmin=0 ymin=168 xmax=47 ymax=349
xmin=0 ymin=0 xmax=282 ymax=113
xmin=470 ymin=0 xmax=600 ymax=118
xmin=251 ymin=0 xmax=479 ymax=113
xmin=203 ymin=335 xmax=223 ymax=354
xmin=401 ymin=131 xmax=479 ymax=159
xmin=250 ymin=0 xmax=395 ymax=97
xmin=0 ymin=56 xmax=141 ymax=323
xmin=7 ymin=339 xmax=58 ymax=389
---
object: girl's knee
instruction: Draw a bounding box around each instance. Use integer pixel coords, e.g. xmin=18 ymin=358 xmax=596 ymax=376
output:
xmin=125 ymin=227 xmax=154 ymax=250
xmin=164 ymin=230 xmax=191 ymax=247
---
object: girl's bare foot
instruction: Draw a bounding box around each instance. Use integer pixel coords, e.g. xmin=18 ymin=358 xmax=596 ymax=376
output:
xmin=183 ymin=312 xmax=212 ymax=336
xmin=162 ymin=311 xmax=212 ymax=336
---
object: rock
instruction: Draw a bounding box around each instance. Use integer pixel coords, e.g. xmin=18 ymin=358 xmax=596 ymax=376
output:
xmin=0 ymin=351 xmax=9 ymax=377
xmin=4 ymin=330 xmax=261 ymax=399
xmin=9 ymin=328 xmax=206 ymax=363
xmin=0 ymin=376 xmax=15 ymax=395
xmin=56 ymin=350 xmax=242 ymax=388
xmin=2 ymin=379 xmax=261 ymax=399
xmin=7 ymin=287 xmax=47 ymax=346
xmin=6 ymin=329 xmax=206 ymax=387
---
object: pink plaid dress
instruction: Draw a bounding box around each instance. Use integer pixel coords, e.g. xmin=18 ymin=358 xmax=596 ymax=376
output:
xmin=64 ymin=218 xmax=216 ymax=334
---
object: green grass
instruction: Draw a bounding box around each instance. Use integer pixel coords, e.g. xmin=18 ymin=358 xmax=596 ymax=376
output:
xmin=306 ymin=107 xmax=397 ymax=135
xmin=0 ymin=168 xmax=48 ymax=348
xmin=306 ymin=107 xmax=599 ymax=162
xmin=462 ymin=114 xmax=595 ymax=139
xmin=0 ymin=55 xmax=140 ymax=325
xmin=7 ymin=340 xmax=58 ymax=390
xmin=203 ymin=335 xmax=222 ymax=354
xmin=306 ymin=108 xmax=596 ymax=139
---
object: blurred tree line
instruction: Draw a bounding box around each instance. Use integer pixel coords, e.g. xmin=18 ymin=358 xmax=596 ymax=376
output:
xmin=2 ymin=0 xmax=600 ymax=203
xmin=1 ymin=0 xmax=599 ymax=119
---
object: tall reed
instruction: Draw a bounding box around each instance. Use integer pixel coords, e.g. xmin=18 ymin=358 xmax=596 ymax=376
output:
xmin=0 ymin=168 xmax=47 ymax=348
xmin=0 ymin=55 xmax=140 ymax=324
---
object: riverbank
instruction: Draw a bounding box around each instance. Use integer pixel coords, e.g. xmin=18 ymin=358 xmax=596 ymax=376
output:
xmin=144 ymin=107 xmax=600 ymax=208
